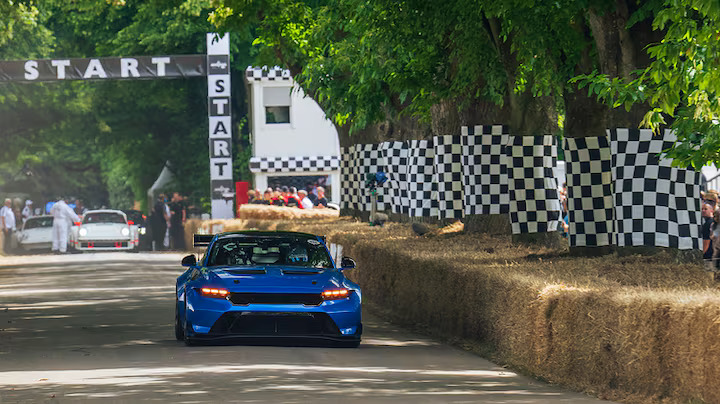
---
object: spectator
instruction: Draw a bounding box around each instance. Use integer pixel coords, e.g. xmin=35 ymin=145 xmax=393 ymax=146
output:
xmin=285 ymin=186 xmax=301 ymax=208
xmin=713 ymin=210 xmax=720 ymax=269
xmin=704 ymin=190 xmax=718 ymax=210
xmin=1 ymin=198 xmax=15 ymax=254
xmin=299 ymin=190 xmax=314 ymax=210
xmin=50 ymin=196 xmax=80 ymax=254
xmin=271 ymin=189 xmax=284 ymax=206
xmin=305 ymin=183 xmax=318 ymax=203
xmin=247 ymin=189 xmax=257 ymax=204
xmin=253 ymin=188 xmax=272 ymax=205
xmin=702 ymin=202 xmax=714 ymax=262
xmin=150 ymin=194 xmax=168 ymax=251
xmin=559 ymin=182 xmax=568 ymax=204
xmin=74 ymin=199 xmax=88 ymax=216
xmin=561 ymin=198 xmax=569 ymax=238
xmin=314 ymin=186 xmax=328 ymax=207
xmin=169 ymin=192 xmax=186 ymax=251
xmin=21 ymin=200 xmax=34 ymax=223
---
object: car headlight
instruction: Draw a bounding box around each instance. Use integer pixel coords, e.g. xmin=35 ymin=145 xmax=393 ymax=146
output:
xmin=79 ymin=228 xmax=88 ymax=237
xmin=121 ymin=228 xmax=130 ymax=236
xmin=139 ymin=227 xmax=146 ymax=235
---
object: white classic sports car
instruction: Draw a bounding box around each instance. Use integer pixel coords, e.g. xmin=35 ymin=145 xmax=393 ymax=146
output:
xmin=15 ymin=215 xmax=55 ymax=251
xmin=69 ymin=210 xmax=139 ymax=252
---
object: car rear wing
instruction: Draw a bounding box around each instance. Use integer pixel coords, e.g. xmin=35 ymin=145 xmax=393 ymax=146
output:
xmin=193 ymin=234 xmax=214 ymax=248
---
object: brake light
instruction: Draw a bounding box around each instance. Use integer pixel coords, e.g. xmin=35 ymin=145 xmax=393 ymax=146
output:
xmin=74 ymin=222 xmax=81 ymax=226
xmin=200 ymin=288 xmax=228 ymax=298
xmin=128 ymin=220 xmax=134 ymax=225
xmin=322 ymin=289 xmax=350 ymax=300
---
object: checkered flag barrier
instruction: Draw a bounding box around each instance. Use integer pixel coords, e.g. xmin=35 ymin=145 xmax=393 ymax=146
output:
xmin=407 ymin=139 xmax=439 ymax=217
xmin=249 ymin=156 xmax=340 ymax=173
xmin=381 ymin=141 xmax=410 ymax=215
xmin=339 ymin=144 xmax=389 ymax=212
xmin=340 ymin=147 xmax=357 ymax=211
xmin=355 ymin=143 xmax=389 ymax=212
xmin=462 ymin=125 xmax=510 ymax=215
xmin=434 ymin=135 xmax=465 ymax=219
xmin=506 ymin=135 xmax=562 ymax=234
xmin=609 ymin=128 xmax=701 ymax=249
xmin=245 ymin=66 xmax=291 ymax=81
xmin=563 ymin=137 xmax=614 ymax=247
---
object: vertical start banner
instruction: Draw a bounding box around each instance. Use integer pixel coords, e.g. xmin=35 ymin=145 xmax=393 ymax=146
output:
xmin=207 ymin=33 xmax=235 ymax=219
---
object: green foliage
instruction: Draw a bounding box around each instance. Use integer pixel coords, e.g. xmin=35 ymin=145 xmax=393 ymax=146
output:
xmin=571 ymin=0 xmax=720 ymax=168
xmin=1 ymin=0 xmax=254 ymax=212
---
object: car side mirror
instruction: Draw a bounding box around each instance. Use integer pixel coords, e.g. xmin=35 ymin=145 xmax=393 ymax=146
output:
xmin=181 ymin=254 xmax=197 ymax=267
xmin=340 ymin=257 xmax=356 ymax=270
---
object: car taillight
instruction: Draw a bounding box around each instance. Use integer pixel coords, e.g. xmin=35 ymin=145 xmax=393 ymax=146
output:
xmin=322 ymin=289 xmax=350 ymax=300
xmin=73 ymin=222 xmax=81 ymax=226
xmin=200 ymin=288 xmax=228 ymax=298
xmin=128 ymin=220 xmax=134 ymax=225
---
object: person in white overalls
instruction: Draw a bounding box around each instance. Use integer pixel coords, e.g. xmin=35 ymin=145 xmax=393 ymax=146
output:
xmin=50 ymin=197 xmax=80 ymax=254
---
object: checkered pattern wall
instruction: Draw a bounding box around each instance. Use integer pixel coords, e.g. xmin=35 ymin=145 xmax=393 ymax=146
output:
xmin=249 ymin=155 xmax=340 ymax=173
xmin=340 ymin=147 xmax=356 ymax=211
xmin=434 ymin=135 xmax=465 ymax=219
xmin=245 ymin=66 xmax=291 ymax=81
xmin=382 ymin=141 xmax=410 ymax=215
xmin=563 ymin=137 xmax=614 ymax=247
xmin=356 ymin=143 xmax=389 ymax=212
xmin=339 ymin=144 xmax=389 ymax=212
xmin=407 ymin=139 xmax=439 ymax=217
xmin=462 ymin=125 xmax=510 ymax=215
xmin=506 ymin=135 xmax=562 ymax=234
xmin=609 ymin=128 xmax=701 ymax=249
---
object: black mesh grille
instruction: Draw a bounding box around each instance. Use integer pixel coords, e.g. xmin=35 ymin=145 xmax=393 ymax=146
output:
xmin=209 ymin=312 xmax=341 ymax=336
xmin=229 ymin=293 xmax=323 ymax=306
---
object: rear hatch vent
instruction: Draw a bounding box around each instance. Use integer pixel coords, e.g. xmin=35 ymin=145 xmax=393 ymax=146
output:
xmin=225 ymin=269 xmax=267 ymax=275
xmin=282 ymin=269 xmax=323 ymax=275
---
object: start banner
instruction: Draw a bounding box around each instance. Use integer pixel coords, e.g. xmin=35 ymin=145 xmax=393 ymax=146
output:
xmin=0 ymin=55 xmax=206 ymax=82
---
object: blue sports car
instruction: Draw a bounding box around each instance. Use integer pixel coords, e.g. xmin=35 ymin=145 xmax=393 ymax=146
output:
xmin=175 ymin=231 xmax=362 ymax=347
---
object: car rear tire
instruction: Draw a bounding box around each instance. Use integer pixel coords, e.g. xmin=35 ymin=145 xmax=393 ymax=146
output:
xmin=174 ymin=305 xmax=184 ymax=341
xmin=183 ymin=302 xmax=197 ymax=346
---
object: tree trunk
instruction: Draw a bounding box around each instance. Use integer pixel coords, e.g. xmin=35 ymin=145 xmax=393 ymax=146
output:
xmin=486 ymin=17 xmax=563 ymax=246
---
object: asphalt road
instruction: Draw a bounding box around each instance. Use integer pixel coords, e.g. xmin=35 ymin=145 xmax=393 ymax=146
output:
xmin=0 ymin=253 xmax=613 ymax=403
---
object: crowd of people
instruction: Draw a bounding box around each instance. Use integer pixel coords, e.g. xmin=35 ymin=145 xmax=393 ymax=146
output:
xmin=247 ymin=185 xmax=330 ymax=209
xmin=149 ymin=192 xmax=187 ymax=252
xmin=0 ymin=196 xmax=89 ymax=254
xmin=148 ymin=192 xmax=187 ymax=251
xmin=701 ymin=190 xmax=720 ymax=268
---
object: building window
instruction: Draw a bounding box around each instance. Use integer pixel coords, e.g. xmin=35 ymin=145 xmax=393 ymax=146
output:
xmin=266 ymin=106 xmax=290 ymax=124
xmin=263 ymin=87 xmax=291 ymax=124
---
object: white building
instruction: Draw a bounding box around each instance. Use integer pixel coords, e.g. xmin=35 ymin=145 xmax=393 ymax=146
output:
xmin=246 ymin=66 xmax=341 ymax=203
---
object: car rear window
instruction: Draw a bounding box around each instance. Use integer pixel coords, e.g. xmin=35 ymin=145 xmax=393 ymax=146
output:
xmin=207 ymin=236 xmax=333 ymax=269
xmin=83 ymin=212 xmax=126 ymax=224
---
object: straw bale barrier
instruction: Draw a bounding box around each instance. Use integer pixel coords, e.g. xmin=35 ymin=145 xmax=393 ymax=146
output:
xmin=184 ymin=218 xmax=720 ymax=403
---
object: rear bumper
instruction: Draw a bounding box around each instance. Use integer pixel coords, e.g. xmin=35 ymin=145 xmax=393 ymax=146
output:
xmin=185 ymin=290 xmax=362 ymax=340
xmin=188 ymin=333 xmax=361 ymax=343
xmin=74 ymin=239 xmax=136 ymax=251
xmin=18 ymin=242 xmax=52 ymax=250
